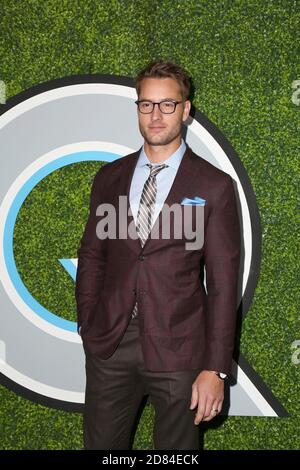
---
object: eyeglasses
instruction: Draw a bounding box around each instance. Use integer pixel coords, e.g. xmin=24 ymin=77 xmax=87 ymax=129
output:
xmin=135 ymin=99 xmax=183 ymax=114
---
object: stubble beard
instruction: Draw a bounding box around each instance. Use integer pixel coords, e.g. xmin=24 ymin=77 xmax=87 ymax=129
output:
xmin=139 ymin=122 xmax=182 ymax=147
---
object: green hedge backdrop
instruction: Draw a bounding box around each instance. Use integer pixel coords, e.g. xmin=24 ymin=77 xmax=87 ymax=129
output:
xmin=0 ymin=0 xmax=299 ymax=449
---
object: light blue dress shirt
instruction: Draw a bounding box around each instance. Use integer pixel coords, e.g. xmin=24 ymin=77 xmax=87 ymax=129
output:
xmin=129 ymin=139 xmax=186 ymax=229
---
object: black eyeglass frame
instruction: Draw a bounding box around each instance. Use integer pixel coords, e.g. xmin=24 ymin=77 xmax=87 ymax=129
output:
xmin=135 ymin=99 xmax=183 ymax=114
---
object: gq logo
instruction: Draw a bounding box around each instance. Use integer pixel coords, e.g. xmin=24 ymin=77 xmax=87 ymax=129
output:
xmin=0 ymin=76 xmax=287 ymax=416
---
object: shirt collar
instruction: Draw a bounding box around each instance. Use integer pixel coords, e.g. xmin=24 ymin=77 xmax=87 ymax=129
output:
xmin=137 ymin=139 xmax=186 ymax=170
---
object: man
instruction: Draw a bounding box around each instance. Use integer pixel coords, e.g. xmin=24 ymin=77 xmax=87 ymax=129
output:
xmin=75 ymin=60 xmax=241 ymax=450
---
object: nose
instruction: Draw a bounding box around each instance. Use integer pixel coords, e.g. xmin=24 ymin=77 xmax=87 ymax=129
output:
xmin=151 ymin=103 xmax=163 ymax=120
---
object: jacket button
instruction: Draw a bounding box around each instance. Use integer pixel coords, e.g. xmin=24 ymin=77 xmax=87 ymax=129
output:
xmin=138 ymin=255 xmax=145 ymax=261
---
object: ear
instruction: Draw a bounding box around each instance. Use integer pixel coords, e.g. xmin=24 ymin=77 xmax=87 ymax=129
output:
xmin=182 ymin=100 xmax=191 ymax=121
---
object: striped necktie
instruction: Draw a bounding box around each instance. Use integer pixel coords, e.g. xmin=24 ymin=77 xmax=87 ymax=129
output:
xmin=131 ymin=163 xmax=168 ymax=319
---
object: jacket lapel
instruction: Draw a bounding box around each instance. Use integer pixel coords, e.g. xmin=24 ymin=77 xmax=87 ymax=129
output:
xmin=118 ymin=149 xmax=141 ymax=255
xmin=146 ymin=146 xmax=197 ymax=247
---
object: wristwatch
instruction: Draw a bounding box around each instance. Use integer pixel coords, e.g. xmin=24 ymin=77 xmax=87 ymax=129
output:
xmin=213 ymin=371 xmax=228 ymax=380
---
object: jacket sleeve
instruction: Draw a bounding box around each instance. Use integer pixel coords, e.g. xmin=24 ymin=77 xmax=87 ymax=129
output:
xmin=202 ymin=174 xmax=241 ymax=375
xmin=75 ymin=168 xmax=108 ymax=335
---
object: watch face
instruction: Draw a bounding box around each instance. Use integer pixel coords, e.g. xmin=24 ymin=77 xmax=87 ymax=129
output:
xmin=215 ymin=372 xmax=227 ymax=379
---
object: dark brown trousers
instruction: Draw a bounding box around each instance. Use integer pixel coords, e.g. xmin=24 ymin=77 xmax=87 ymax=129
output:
xmin=83 ymin=316 xmax=201 ymax=450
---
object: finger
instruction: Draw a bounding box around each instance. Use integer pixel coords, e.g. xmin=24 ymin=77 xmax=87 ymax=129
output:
xmin=206 ymin=399 xmax=215 ymax=417
xmin=203 ymin=400 xmax=219 ymax=421
xmin=203 ymin=399 xmax=214 ymax=420
xmin=189 ymin=384 xmax=198 ymax=410
xmin=194 ymin=396 xmax=206 ymax=425
xmin=211 ymin=400 xmax=221 ymax=415
xmin=202 ymin=413 xmax=214 ymax=422
xmin=214 ymin=400 xmax=223 ymax=415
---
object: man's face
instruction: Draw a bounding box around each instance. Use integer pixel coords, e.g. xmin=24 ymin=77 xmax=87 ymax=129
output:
xmin=137 ymin=77 xmax=191 ymax=147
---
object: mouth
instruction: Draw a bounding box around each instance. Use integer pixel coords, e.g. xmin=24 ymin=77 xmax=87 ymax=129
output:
xmin=148 ymin=126 xmax=166 ymax=132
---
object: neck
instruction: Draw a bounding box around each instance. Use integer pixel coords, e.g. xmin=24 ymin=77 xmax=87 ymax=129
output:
xmin=144 ymin=137 xmax=182 ymax=163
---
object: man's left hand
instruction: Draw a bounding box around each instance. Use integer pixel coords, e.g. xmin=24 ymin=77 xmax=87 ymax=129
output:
xmin=189 ymin=370 xmax=224 ymax=424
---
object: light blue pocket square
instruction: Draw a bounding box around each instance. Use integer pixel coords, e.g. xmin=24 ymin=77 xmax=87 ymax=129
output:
xmin=181 ymin=196 xmax=206 ymax=206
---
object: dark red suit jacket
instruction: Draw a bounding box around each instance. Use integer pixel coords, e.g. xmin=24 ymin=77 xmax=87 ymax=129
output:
xmin=75 ymin=146 xmax=241 ymax=375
